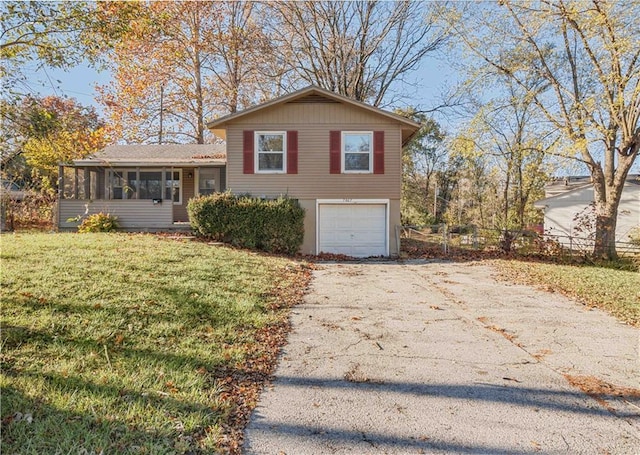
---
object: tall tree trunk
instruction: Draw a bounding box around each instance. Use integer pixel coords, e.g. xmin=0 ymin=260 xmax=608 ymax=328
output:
xmin=591 ymin=164 xmax=626 ymax=259
xmin=593 ymin=203 xmax=618 ymax=260
xmin=192 ymin=10 xmax=204 ymax=145
xmin=589 ymin=132 xmax=637 ymax=259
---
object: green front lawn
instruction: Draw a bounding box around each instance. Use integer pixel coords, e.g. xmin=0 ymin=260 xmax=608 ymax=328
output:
xmin=1 ymin=233 xmax=309 ymax=454
xmin=495 ymin=259 xmax=640 ymax=326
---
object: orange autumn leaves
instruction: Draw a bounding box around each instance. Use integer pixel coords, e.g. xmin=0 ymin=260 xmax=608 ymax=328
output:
xmin=20 ymin=96 xmax=109 ymax=190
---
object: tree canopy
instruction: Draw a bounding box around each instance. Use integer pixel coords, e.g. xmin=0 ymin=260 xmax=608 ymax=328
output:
xmin=270 ymin=1 xmax=450 ymax=107
xmin=450 ymin=0 xmax=640 ymax=258
xmin=98 ymin=2 xmax=275 ymax=144
xmin=1 ymin=96 xmax=106 ymax=192
xmin=1 ymin=1 xmax=138 ymax=96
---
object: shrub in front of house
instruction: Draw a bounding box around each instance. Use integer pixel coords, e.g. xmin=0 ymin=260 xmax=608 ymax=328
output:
xmin=77 ymin=212 xmax=119 ymax=233
xmin=188 ymin=192 xmax=305 ymax=255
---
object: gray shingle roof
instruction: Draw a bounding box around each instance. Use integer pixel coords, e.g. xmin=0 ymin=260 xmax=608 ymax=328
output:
xmin=73 ymin=144 xmax=226 ymax=166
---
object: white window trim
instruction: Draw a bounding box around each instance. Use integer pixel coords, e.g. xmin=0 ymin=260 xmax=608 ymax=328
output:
xmin=195 ymin=167 xmax=219 ymax=196
xmin=165 ymin=168 xmax=182 ymax=205
xmin=255 ymin=131 xmax=287 ymax=174
xmin=341 ymin=131 xmax=373 ymax=174
xmin=315 ymin=199 xmax=390 ymax=257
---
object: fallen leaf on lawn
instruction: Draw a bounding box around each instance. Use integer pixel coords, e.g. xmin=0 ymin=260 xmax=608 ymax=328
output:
xmin=165 ymin=381 xmax=179 ymax=394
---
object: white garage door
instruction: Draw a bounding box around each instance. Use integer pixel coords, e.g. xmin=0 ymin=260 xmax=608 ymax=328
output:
xmin=318 ymin=203 xmax=387 ymax=257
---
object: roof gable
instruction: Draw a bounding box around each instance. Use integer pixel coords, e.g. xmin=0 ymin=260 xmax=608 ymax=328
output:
xmin=207 ymin=85 xmax=420 ymax=145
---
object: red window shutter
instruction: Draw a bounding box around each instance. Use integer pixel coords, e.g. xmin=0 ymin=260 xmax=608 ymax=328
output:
xmin=243 ymin=130 xmax=254 ymax=174
xmin=373 ymin=131 xmax=384 ymax=174
xmin=287 ymin=131 xmax=298 ymax=174
xmin=329 ymin=131 xmax=341 ymax=174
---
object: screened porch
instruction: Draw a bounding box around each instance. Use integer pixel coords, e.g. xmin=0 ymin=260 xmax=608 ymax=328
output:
xmin=58 ymin=165 xmax=225 ymax=230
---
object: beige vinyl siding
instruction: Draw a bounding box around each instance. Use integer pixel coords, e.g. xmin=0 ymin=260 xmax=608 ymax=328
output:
xmin=224 ymin=102 xmax=402 ymax=199
xmin=224 ymin=102 xmax=401 ymax=199
xmin=58 ymin=200 xmax=173 ymax=230
xmin=227 ymin=124 xmax=401 ymax=199
xmin=298 ymin=199 xmax=317 ymax=255
xmin=231 ymin=101 xmax=391 ymax=126
xmin=389 ymin=198 xmax=401 ymax=256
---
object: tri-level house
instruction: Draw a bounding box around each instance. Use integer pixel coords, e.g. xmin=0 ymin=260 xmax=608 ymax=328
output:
xmin=58 ymin=86 xmax=420 ymax=257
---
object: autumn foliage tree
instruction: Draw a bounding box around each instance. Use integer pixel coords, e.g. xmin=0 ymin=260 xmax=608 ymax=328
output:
xmin=451 ymin=0 xmax=640 ymax=259
xmin=1 ymin=1 xmax=139 ymax=96
xmin=1 ymin=1 xmax=133 ymax=192
xmin=1 ymin=96 xmax=107 ymax=193
xmin=459 ymin=78 xmax=555 ymax=235
xmin=98 ymin=2 xmax=274 ymax=144
xmin=396 ymin=108 xmax=454 ymax=225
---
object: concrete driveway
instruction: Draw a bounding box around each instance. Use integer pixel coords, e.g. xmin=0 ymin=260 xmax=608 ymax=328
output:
xmin=244 ymin=260 xmax=640 ymax=454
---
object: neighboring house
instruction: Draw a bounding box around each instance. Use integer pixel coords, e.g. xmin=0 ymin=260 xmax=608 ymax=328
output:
xmin=207 ymin=85 xmax=420 ymax=257
xmin=534 ymin=175 xmax=640 ymax=248
xmin=59 ymin=85 xmax=420 ymax=257
xmin=58 ymin=144 xmax=226 ymax=230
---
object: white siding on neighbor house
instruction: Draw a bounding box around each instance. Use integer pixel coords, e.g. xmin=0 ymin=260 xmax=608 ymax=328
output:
xmin=59 ymin=200 xmax=174 ymax=229
xmin=540 ymin=184 xmax=640 ymax=245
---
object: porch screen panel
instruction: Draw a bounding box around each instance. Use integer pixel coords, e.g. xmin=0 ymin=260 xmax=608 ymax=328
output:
xmin=126 ymin=171 xmax=138 ymax=199
xmin=111 ymin=172 xmax=124 ymax=199
xmin=139 ymin=171 xmax=162 ymax=199
xmin=62 ymin=167 xmax=76 ymax=199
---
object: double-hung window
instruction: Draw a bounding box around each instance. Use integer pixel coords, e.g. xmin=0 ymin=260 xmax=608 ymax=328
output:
xmin=342 ymin=132 xmax=373 ymax=173
xmin=255 ymin=132 xmax=286 ymax=173
xmin=198 ymin=168 xmax=217 ymax=195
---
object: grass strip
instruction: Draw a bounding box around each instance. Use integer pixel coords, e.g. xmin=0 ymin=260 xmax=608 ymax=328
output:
xmin=494 ymin=259 xmax=640 ymax=327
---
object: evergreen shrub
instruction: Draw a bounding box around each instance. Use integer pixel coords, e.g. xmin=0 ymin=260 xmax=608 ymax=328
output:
xmin=188 ymin=192 xmax=305 ymax=255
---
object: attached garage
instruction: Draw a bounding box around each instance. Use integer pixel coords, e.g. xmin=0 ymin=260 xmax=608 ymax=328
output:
xmin=317 ymin=200 xmax=388 ymax=257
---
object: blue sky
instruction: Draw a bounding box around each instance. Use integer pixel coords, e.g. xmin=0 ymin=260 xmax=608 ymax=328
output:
xmin=27 ymin=64 xmax=111 ymax=112
xmin=27 ymin=56 xmax=457 ymax=127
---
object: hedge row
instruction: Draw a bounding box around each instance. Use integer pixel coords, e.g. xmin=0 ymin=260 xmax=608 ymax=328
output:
xmin=187 ymin=192 xmax=305 ymax=254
